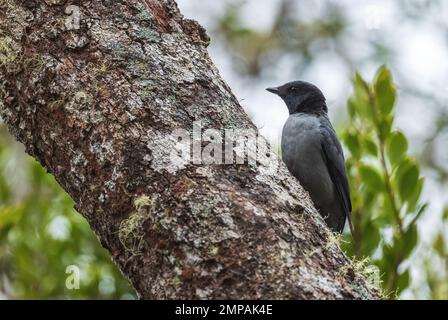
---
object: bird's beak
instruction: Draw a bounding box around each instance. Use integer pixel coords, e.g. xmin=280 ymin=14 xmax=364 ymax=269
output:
xmin=266 ymin=86 xmax=280 ymax=95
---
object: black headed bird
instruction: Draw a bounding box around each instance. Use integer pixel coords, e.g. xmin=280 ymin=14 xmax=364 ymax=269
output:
xmin=267 ymin=81 xmax=352 ymax=233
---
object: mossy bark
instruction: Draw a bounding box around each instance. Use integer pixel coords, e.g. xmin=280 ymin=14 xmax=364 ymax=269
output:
xmin=0 ymin=0 xmax=379 ymax=299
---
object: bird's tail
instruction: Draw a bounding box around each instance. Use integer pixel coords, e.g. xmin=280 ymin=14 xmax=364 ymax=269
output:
xmin=347 ymin=212 xmax=354 ymax=236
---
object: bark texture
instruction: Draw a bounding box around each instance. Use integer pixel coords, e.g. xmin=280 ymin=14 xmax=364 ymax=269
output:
xmin=0 ymin=0 xmax=379 ymax=299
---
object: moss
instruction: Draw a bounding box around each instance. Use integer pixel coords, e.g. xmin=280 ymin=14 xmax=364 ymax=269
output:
xmin=325 ymin=232 xmax=344 ymax=251
xmin=305 ymin=231 xmax=343 ymax=258
xmin=171 ymin=275 xmax=182 ymax=287
xmin=118 ymin=210 xmax=146 ymax=256
xmin=0 ymin=36 xmax=47 ymax=77
xmin=48 ymin=99 xmax=65 ymax=110
xmin=134 ymin=194 xmax=153 ymax=210
xmin=91 ymin=61 xmax=112 ymax=76
xmin=209 ymin=246 xmax=219 ymax=256
xmin=338 ymin=255 xmax=385 ymax=298
xmin=118 ymin=194 xmax=155 ymax=256
xmin=74 ymin=91 xmax=91 ymax=106
xmin=303 ymin=230 xmax=383 ymax=297
xmin=27 ymin=54 xmax=46 ymax=73
xmin=0 ymin=36 xmax=22 ymax=74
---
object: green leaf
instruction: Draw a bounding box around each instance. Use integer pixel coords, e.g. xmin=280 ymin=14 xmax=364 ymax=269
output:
xmin=381 ymin=244 xmax=396 ymax=273
xmin=393 ymin=157 xmax=411 ymax=182
xmin=379 ymin=115 xmax=393 ymax=142
xmin=398 ymin=163 xmax=419 ymax=202
xmin=355 ymin=72 xmax=369 ymax=94
xmin=408 ymin=203 xmax=427 ymax=226
xmin=406 ymin=177 xmax=424 ymax=213
xmin=387 ymin=131 xmax=408 ymax=166
xmin=374 ymin=196 xmax=396 ymax=227
xmin=360 ymin=165 xmax=384 ymax=191
xmin=443 ymin=207 xmax=448 ymax=220
xmin=401 ymin=224 xmax=418 ymax=259
xmin=374 ymin=65 xmax=396 ymax=115
xmin=347 ymin=96 xmax=358 ymax=119
xmin=343 ymin=131 xmax=361 ymax=159
xmin=363 ymin=136 xmax=378 ymax=157
xmin=396 ymin=269 xmax=410 ymax=294
xmin=433 ymin=234 xmax=446 ymax=256
xmin=360 ymin=220 xmax=381 ymax=256
xmin=352 ymin=73 xmax=371 ymax=120
xmin=0 ymin=205 xmax=24 ymax=228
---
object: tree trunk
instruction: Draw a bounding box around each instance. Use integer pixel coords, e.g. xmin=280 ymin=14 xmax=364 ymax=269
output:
xmin=0 ymin=0 xmax=379 ymax=299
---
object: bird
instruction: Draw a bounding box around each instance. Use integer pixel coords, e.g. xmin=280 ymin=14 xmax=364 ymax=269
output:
xmin=266 ymin=81 xmax=352 ymax=234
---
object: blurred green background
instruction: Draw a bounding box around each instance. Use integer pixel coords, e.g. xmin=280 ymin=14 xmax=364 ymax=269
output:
xmin=0 ymin=127 xmax=136 ymax=299
xmin=1 ymin=0 xmax=448 ymax=299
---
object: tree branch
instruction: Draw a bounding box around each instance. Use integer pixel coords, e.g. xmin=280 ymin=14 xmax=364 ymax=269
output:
xmin=0 ymin=0 xmax=379 ymax=299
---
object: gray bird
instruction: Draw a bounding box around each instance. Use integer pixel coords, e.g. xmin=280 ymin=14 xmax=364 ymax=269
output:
xmin=267 ymin=81 xmax=352 ymax=233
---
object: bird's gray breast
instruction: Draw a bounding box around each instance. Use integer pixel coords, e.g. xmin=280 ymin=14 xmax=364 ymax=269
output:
xmin=281 ymin=113 xmax=335 ymax=207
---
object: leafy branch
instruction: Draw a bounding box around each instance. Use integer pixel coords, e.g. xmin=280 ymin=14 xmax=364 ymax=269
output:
xmin=341 ymin=66 xmax=427 ymax=296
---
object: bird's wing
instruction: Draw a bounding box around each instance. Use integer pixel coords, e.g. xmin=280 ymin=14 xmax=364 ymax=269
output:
xmin=319 ymin=120 xmax=353 ymax=233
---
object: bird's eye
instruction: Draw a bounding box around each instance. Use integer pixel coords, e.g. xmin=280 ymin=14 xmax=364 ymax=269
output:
xmin=290 ymin=86 xmax=297 ymax=92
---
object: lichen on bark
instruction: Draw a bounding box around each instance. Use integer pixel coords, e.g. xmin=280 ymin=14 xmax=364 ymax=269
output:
xmin=0 ymin=0 xmax=380 ymax=299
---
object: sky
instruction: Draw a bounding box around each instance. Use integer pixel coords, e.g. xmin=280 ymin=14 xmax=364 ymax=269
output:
xmin=177 ymin=0 xmax=448 ymax=142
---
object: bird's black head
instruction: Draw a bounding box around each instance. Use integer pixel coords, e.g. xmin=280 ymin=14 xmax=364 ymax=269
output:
xmin=266 ymin=81 xmax=327 ymax=115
